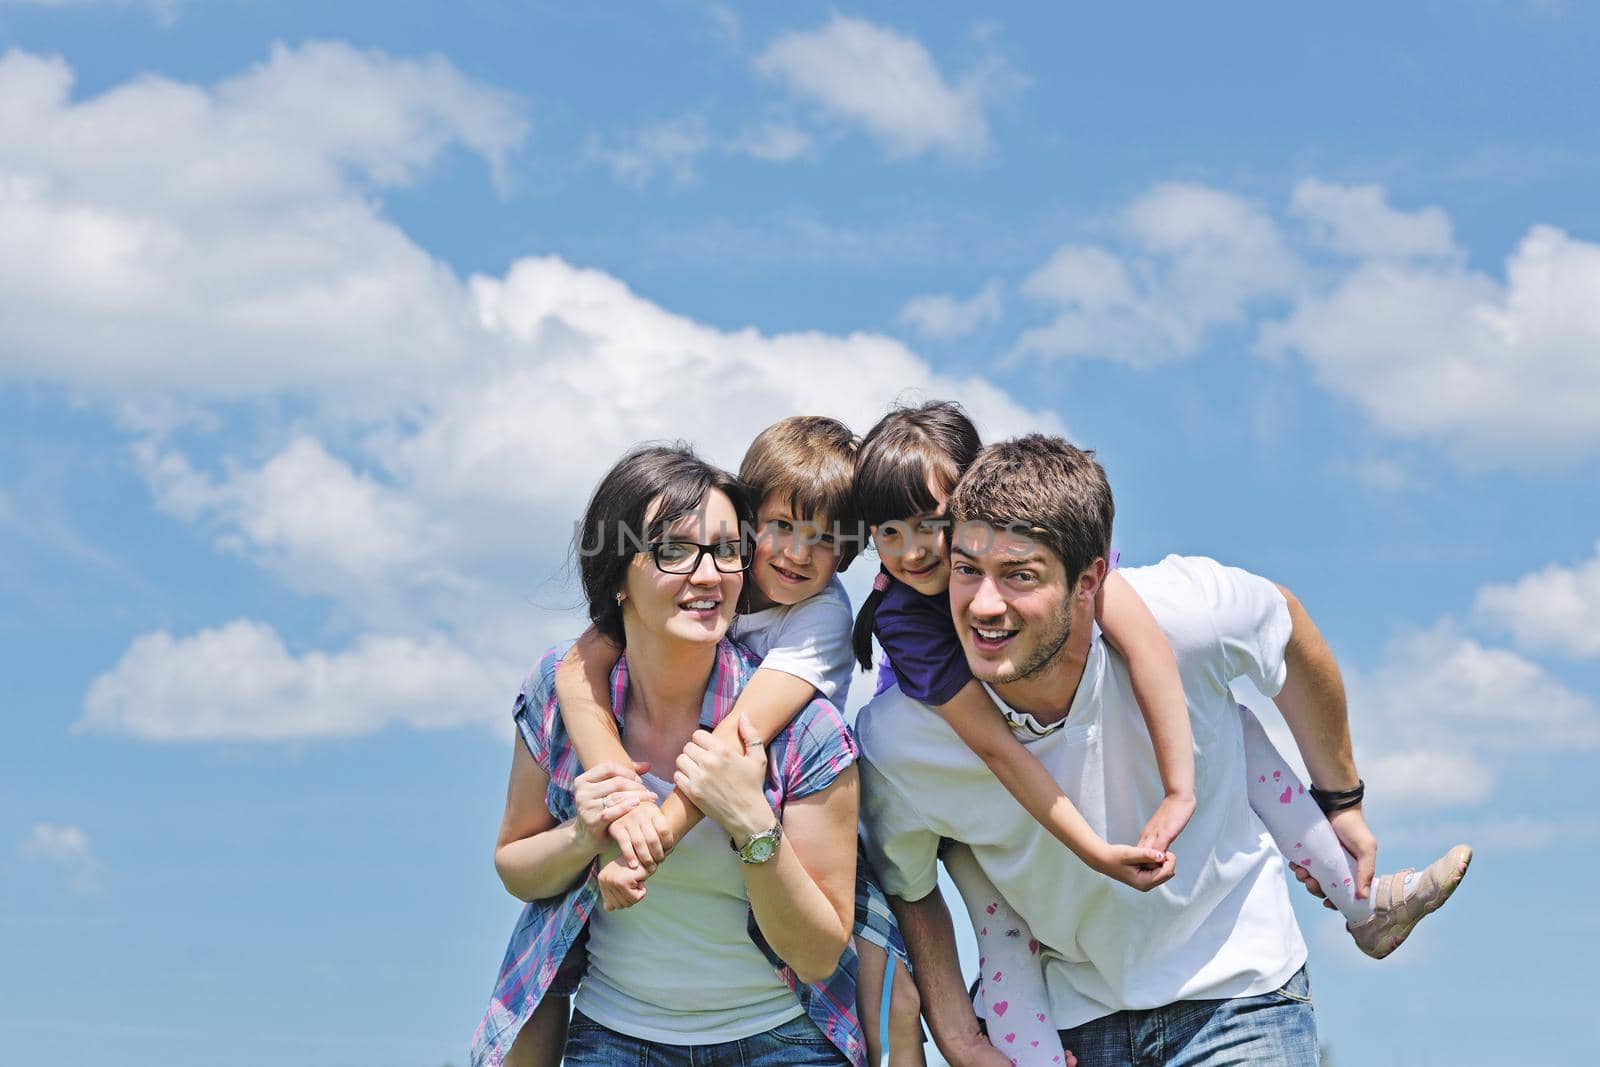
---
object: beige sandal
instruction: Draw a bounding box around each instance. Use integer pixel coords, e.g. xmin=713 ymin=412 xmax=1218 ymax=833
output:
xmin=1347 ymin=843 xmax=1473 ymax=959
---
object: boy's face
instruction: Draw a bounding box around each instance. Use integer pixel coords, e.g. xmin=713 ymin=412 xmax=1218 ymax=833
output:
xmin=749 ymin=493 xmax=839 ymax=608
xmin=871 ymin=479 xmax=951 ymax=596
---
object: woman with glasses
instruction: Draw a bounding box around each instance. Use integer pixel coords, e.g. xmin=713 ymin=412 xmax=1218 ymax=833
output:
xmin=473 ymin=444 xmax=869 ymax=1067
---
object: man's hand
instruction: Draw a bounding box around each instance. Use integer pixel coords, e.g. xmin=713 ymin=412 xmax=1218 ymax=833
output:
xmin=607 ymin=800 xmax=672 ymax=873
xmin=597 ymin=856 xmax=649 ymax=911
xmin=948 ymin=1036 xmax=1077 ymax=1067
xmin=1091 ymin=842 xmax=1177 ymax=892
xmin=1287 ymin=806 xmax=1376 ymax=907
xmin=1326 ymin=806 xmax=1377 ymax=900
xmin=1135 ymin=791 xmax=1196 ymax=856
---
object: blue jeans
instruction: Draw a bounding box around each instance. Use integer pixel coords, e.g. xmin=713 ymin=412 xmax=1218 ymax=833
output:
xmin=564 ymin=1010 xmax=848 ymax=1066
xmin=1058 ymin=966 xmax=1318 ymax=1067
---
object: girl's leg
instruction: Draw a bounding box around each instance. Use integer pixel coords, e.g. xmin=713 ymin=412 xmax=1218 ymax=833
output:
xmin=506 ymin=993 xmax=569 ymax=1067
xmin=1238 ymin=702 xmax=1372 ymax=922
xmin=856 ymin=936 xmax=926 ymax=1067
xmin=941 ymin=842 xmax=1067 ymax=1066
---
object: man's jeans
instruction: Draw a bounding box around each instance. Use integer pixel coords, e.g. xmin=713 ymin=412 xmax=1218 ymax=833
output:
xmin=1058 ymin=966 xmax=1319 ymax=1067
xmin=563 ymin=1009 xmax=849 ymax=1066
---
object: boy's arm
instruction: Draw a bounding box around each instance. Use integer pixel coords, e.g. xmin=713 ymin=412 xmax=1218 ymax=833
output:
xmin=554 ymin=628 xmax=670 ymax=872
xmin=654 ymin=667 xmax=817 ymax=840
xmin=1097 ymin=571 xmax=1197 ymax=855
xmin=932 ymin=681 xmax=1172 ymax=890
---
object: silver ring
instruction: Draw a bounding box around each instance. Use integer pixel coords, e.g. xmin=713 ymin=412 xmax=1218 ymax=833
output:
xmin=601 ymin=794 xmax=613 ymax=809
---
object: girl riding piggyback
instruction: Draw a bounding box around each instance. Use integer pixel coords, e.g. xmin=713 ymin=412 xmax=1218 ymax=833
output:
xmin=851 ymin=400 xmax=1472 ymax=1063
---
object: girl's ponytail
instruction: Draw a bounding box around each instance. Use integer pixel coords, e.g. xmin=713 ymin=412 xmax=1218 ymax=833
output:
xmin=852 ymin=568 xmax=891 ymax=672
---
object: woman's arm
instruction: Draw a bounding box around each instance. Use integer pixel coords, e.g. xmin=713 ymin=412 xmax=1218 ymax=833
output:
xmin=1096 ymin=571 xmax=1197 ymax=855
xmin=674 ymin=715 xmax=856 ymax=984
xmin=933 ymin=681 xmax=1172 ymax=890
xmin=493 ymin=735 xmax=654 ymax=902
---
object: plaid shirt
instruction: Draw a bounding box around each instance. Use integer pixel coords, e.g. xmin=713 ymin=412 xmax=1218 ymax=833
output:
xmin=471 ymin=638 xmax=869 ymax=1067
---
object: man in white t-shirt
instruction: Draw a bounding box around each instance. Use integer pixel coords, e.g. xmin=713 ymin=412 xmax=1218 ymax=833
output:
xmin=856 ymin=434 xmax=1378 ymax=1066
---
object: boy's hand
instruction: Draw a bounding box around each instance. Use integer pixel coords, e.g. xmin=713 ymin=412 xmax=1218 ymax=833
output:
xmin=1091 ymin=842 xmax=1176 ymax=892
xmin=608 ymin=800 xmax=672 ymax=872
xmin=1135 ymin=792 xmax=1196 ymax=856
xmin=597 ymin=856 xmax=649 ymax=911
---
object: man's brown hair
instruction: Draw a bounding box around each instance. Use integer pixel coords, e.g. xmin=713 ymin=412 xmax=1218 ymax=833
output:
xmin=947 ymin=434 xmax=1114 ymax=584
xmin=739 ymin=415 xmax=863 ymax=570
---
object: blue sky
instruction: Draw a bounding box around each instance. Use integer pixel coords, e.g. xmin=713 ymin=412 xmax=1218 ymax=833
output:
xmin=2 ymin=3 xmax=1598 ymax=1064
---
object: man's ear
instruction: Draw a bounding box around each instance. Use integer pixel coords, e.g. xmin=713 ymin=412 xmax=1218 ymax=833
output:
xmin=1075 ymin=556 xmax=1108 ymax=602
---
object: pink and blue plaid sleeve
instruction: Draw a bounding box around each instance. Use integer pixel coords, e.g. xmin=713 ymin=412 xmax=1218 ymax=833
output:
xmin=781 ymin=698 xmax=860 ymax=800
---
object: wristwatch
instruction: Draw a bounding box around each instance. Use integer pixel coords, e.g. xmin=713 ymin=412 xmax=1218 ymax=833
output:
xmin=732 ymin=821 xmax=782 ymax=864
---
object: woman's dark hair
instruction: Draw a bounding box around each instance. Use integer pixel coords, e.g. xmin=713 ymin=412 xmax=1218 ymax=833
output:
xmin=575 ymin=443 xmax=754 ymax=646
xmin=850 ymin=400 xmax=983 ymax=672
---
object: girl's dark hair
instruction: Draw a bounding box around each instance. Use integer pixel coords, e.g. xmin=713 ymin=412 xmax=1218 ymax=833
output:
xmin=575 ymin=443 xmax=753 ymax=647
xmin=850 ymin=400 xmax=983 ymax=672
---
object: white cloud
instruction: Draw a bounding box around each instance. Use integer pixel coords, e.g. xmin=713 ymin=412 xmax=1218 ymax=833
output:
xmin=1 ymin=48 xmax=1064 ymax=742
xmin=1289 ymin=179 xmax=1456 ymax=260
xmin=1262 ymin=221 xmax=1600 ymax=469
xmin=18 ymin=823 xmax=102 ymax=894
xmin=899 ymin=280 xmax=1003 ymax=341
xmin=1344 ymin=623 xmax=1600 ymax=808
xmin=593 ymin=115 xmax=813 ymax=186
xmin=1017 ymin=183 xmax=1301 ymax=364
xmin=1473 ymin=541 xmax=1600 ymax=658
xmin=755 ymin=15 xmax=1006 ymax=161
xmin=593 ymin=112 xmax=714 ymax=187
xmin=0 ymin=0 xmax=179 ymax=24
xmin=78 ymin=620 xmax=512 ymax=741
xmin=1238 ymin=617 xmax=1598 ymax=813
xmin=0 ymin=43 xmax=524 ymax=398
xmin=736 ymin=122 xmax=812 ymax=162
xmin=1325 ymin=455 xmax=1418 ymax=493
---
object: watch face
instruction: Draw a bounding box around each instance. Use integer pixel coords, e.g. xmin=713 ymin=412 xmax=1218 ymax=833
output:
xmin=746 ymin=836 xmax=776 ymax=863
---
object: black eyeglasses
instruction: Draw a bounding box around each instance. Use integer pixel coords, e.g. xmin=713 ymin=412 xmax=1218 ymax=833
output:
xmin=647 ymin=539 xmax=752 ymax=574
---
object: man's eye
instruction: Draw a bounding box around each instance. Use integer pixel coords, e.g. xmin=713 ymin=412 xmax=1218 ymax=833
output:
xmin=1010 ymin=572 xmax=1037 ymax=585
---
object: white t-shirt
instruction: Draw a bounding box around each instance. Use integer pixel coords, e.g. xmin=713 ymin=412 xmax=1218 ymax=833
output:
xmin=731 ymin=577 xmax=854 ymax=707
xmin=576 ymin=773 xmax=804 ymax=1042
xmin=856 ymin=555 xmax=1307 ymax=1028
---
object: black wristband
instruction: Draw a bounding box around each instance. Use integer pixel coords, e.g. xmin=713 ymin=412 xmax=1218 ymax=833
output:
xmin=1309 ymin=779 xmax=1364 ymax=815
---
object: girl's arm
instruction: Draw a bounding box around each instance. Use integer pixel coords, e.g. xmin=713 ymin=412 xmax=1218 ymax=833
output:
xmin=932 ymin=682 xmax=1172 ymax=890
xmin=595 ymin=667 xmax=820 ymax=910
xmin=1096 ymin=571 xmax=1198 ymax=855
xmin=492 ymin=734 xmax=653 ymax=901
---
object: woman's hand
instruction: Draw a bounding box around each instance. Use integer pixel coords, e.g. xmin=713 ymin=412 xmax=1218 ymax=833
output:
xmin=573 ymin=760 xmax=656 ymax=852
xmin=1090 ymin=841 xmax=1176 ymax=892
xmin=673 ymin=715 xmax=774 ymax=843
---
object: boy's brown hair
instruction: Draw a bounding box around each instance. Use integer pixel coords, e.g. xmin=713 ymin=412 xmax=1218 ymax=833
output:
xmin=739 ymin=415 xmax=864 ymax=571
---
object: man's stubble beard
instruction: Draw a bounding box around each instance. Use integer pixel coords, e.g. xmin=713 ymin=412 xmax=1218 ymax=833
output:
xmin=978 ymin=596 xmax=1074 ymax=685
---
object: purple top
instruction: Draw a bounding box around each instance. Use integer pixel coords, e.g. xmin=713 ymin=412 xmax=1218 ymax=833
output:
xmin=873 ymin=573 xmax=972 ymax=705
xmin=871 ymin=548 xmax=1121 ymax=705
